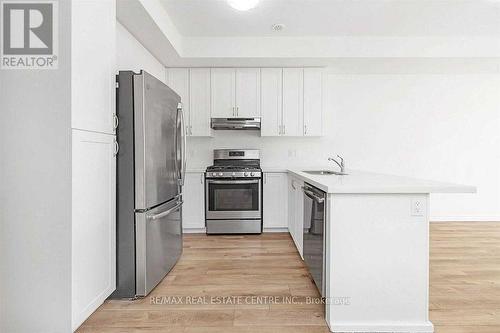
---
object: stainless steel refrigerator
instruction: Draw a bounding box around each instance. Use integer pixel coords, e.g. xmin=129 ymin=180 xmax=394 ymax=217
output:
xmin=111 ymin=70 xmax=186 ymax=299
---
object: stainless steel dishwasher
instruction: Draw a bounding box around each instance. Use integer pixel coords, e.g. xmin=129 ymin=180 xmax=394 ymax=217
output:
xmin=302 ymin=183 xmax=326 ymax=297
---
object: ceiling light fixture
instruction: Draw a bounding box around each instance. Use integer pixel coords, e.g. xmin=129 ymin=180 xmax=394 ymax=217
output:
xmin=227 ymin=0 xmax=259 ymax=11
xmin=272 ymin=23 xmax=285 ymax=32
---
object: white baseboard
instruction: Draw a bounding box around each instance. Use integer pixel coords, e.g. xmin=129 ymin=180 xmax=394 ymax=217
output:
xmin=183 ymin=227 xmax=290 ymax=233
xmin=263 ymin=227 xmax=289 ymax=233
xmin=72 ymin=286 xmax=113 ymax=331
xmin=328 ymin=321 xmax=434 ymax=333
xmin=430 ymin=216 xmax=500 ymax=222
xmin=183 ymin=228 xmax=206 ymax=233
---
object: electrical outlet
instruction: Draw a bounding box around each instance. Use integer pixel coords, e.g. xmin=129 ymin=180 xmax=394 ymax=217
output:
xmin=411 ymin=199 xmax=425 ymax=217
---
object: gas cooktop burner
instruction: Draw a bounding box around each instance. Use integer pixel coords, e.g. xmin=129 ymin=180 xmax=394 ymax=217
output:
xmin=206 ymin=165 xmax=262 ymax=178
xmin=206 ymin=149 xmax=262 ymax=179
xmin=206 ymin=165 xmax=260 ymax=171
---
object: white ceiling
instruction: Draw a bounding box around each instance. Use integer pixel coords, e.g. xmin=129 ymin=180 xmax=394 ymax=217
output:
xmin=118 ymin=0 xmax=500 ymax=67
xmin=160 ymin=0 xmax=500 ymax=37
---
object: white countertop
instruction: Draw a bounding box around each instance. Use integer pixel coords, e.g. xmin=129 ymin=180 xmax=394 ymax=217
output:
xmin=287 ymin=169 xmax=476 ymax=194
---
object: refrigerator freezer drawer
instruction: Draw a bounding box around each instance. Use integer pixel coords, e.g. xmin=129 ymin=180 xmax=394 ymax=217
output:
xmin=135 ymin=200 xmax=183 ymax=297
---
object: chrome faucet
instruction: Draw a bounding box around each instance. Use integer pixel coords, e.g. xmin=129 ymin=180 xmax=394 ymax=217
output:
xmin=328 ymin=155 xmax=345 ymax=173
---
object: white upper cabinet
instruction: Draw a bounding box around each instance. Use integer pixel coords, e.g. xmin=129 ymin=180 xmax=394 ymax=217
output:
xmin=166 ymin=67 xmax=323 ymax=137
xmin=235 ymin=68 xmax=261 ymax=117
xmin=263 ymin=173 xmax=288 ymax=229
xmin=282 ymin=68 xmax=304 ymax=136
xmin=211 ymin=68 xmax=261 ymax=118
xmin=183 ymin=172 xmax=206 ymax=230
xmin=71 ymin=0 xmax=116 ymax=135
xmin=167 ymin=68 xmax=212 ymax=137
xmin=166 ymin=68 xmax=190 ymax=132
xmin=260 ymin=68 xmax=283 ymax=136
xmin=303 ymin=68 xmax=323 ymax=136
xmin=189 ymin=69 xmax=212 ymax=137
xmin=211 ymin=68 xmax=236 ymax=118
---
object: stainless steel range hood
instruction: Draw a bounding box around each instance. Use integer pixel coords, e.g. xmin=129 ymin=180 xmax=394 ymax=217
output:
xmin=211 ymin=118 xmax=261 ymax=130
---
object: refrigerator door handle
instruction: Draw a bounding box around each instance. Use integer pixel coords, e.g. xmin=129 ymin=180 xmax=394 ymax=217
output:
xmin=147 ymin=200 xmax=183 ymax=221
xmin=178 ymin=104 xmax=187 ymax=187
xmin=174 ymin=107 xmax=180 ymax=182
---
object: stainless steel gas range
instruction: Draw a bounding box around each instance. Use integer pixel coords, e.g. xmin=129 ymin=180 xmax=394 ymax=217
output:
xmin=205 ymin=149 xmax=262 ymax=234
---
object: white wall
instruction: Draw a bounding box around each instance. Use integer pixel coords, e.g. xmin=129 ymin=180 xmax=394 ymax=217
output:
xmin=116 ymin=21 xmax=166 ymax=82
xmin=0 ymin=1 xmax=72 ymax=332
xmin=186 ymin=59 xmax=500 ymax=221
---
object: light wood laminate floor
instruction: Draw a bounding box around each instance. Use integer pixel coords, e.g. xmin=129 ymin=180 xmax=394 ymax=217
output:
xmin=78 ymin=222 xmax=500 ymax=333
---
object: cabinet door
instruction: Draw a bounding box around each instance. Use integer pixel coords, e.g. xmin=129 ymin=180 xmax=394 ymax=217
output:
xmin=294 ymin=179 xmax=304 ymax=257
xmin=260 ymin=68 xmax=282 ymax=136
xmin=288 ymin=176 xmax=297 ymax=240
xmin=263 ymin=173 xmax=288 ymax=229
xmin=282 ymin=68 xmax=304 ymax=136
xmin=72 ymin=129 xmax=116 ymax=330
xmin=211 ymin=68 xmax=235 ymax=118
xmin=235 ymin=68 xmax=261 ymax=117
xmin=166 ymin=68 xmax=190 ymax=135
xmin=189 ymin=68 xmax=212 ymax=137
xmin=183 ymin=173 xmax=206 ymax=230
xmin=288 ymin=176 xmax=304 ymax=257
xmin=71 ymin=0 xmax=116 ymax=134
xmin=303 ymin=68 xmax=323 ymax=136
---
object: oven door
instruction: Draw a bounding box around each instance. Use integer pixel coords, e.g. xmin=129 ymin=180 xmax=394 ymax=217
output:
xmin=206 ymin=179 xmax=262 ymax=219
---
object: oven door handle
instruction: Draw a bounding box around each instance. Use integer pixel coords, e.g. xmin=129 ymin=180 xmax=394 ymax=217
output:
xmin=207 ymin=180 xmax=260 ymax=185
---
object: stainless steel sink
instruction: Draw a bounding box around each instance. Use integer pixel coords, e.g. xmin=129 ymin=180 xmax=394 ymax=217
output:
xmin=303 ymin=170 xmax=348 ymax=176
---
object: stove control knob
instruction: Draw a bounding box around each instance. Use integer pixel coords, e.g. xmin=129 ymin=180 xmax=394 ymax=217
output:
xmin=212 ymin=172 xmax=217 ymax=176
xmin=219 ymin=172 xmax=223 ymax=176
xmin=250 ymin=172 xmax=255 ymax=177
xmin=244 ymin=172 xmax=249 ymax=177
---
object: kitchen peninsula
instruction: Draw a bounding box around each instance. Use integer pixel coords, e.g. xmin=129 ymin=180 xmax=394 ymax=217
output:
xmin=287 ymin=169 xmax=476 ymax=333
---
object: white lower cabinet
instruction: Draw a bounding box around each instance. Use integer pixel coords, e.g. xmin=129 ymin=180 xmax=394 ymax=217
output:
xmin=263 ymin=172 xmax=288 ymax=229
xmin=288 ymin=175 xmax=304 ymax=257
xmin=72 ymin=129 xmax=116 ymax=330
xmin=183 ymin=172 xmax=206 ymax=230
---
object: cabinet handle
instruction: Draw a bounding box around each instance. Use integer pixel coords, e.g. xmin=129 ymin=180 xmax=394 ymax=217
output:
xmin=189 ymin=125 xmax=193 ymax=136
xmin=236 ymin=106 xmax=239 ymax=116
xmin=200 ymin=173 xmax=204 ymax=184
xmin=113 ymin=114 xmax=119 ymax=130
xmin=304 ymin=125 xmax=307 ymax=135
xmin=113 ymin=140 xmax=119 ymax=156
xmin=232 ymin=107 xmax=235 ymax=117
xmin=283 ymin=125 xmax=286 ymax=135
